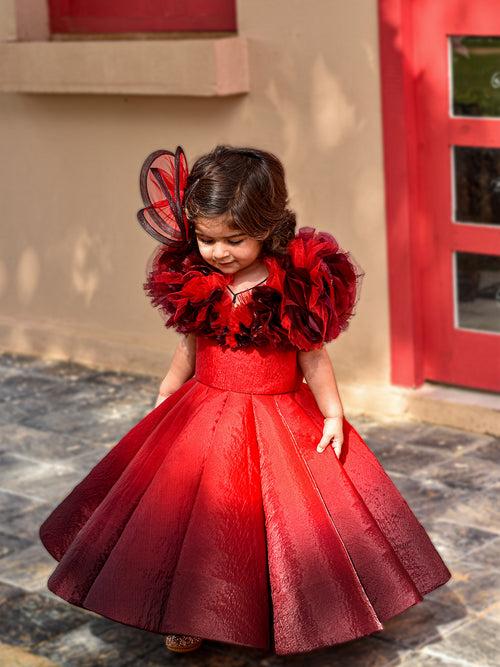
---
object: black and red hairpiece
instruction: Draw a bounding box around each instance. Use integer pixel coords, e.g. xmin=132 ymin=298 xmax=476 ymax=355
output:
xmin=137 ymin=146 xmax=195 ymax=248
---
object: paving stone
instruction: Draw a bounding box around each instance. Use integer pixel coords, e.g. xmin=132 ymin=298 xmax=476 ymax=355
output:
xmin=33 ymin=378 xmax=142 ymax=411
xmin=482 ymin=600 xmax=500 ymax=624
xmin=0 ymin=498 xmax=54 ymax=541
xmin=0 ymin=580 xmax=25 ymax=605
xmin=0 ymin=367 xmax=24 ymax=382
xmin=403 ymin=424 xmax=492 ymax=456
xmin=0 ymin=489 xmax=48 ymax=525
xmin=0 ymin=355 xmax=108 ymax=386
xmin=427 ymin=562 xmax=500 ymax=618
xmin=84 ymin=368 xmax=154 ymax=386
xmin=0 ymin=453 xmax=84 ymax=504
xmin=86 ymin=615 xmax=163 ymax=651
xmin=358 ymin=421 xmax=435 ymax=455
xmin=140 ymin=641 xmax=261 ymax=666
xmin=373 ymin=598 xmax=470 ymax=649
xmin=370 ymin=443 xmax=453 ymax=476
xmin=419 ymin=616 xmax=500 ymax=666
xmin=21 ymin=400 xmax=151 ymax=444
xmin=33 ymin=359 xmax=105 ymax=382
xmin=38 ymin=588 xmax=64 ymax=604
xmin=388 ymin=474 xmax=468 ymax=519
xmin=0 ymin=543 xmax=57 ymax=592
xmin=0 ymin=530 xmax=32 ymax=559
xmin=0 ymin=367 xmax=154 ymax=435
xmin=65 ymin=444 xmax=116 ymax=474
xmin=413 ymin=453 xmax=500 ymax=492
xmin=0 ymin=423 xmax=109 ymax=462
xmin=32 ymin=619 xmax=156 ymax=667
xmin=460 ymin=537 xmax=500 ymax=570
xmin=420 ymin=518 xmax=499 ymax=563
xmin=79 ymin=375 xmax=159 ymax=408
xmin=0 ymin=353 xmax=58 ymax=373
xmin=256 ymin=636 xmax=412 ymax=666
xmin=0 ymin=641 xmax=60 ymax=667
xmin=342 ymin=414 xmax=382 ymax=439
xmin=0 ymin=590 xmax=89 ymax=648
xmin=469 ymin=438 xmax=500 ymax=464
xmin=0 ymin=375 xmax=71 ymax=403
xmin=437 ymin=486 xmax=500 ymax=535
xmin=0 ymin=396 xmax=56 ymax=428
xmin=399 ymin=650 xmax=477 ymax=666
xmin=455 ymin=565 xmax=500 ymax=617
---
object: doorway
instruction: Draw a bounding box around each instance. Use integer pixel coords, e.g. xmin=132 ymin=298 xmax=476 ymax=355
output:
xmin=379 ymin=0 xmax=500 ymax=392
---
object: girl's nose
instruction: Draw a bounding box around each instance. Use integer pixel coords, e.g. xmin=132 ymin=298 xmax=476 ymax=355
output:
xmin=213 ymin=244 xmax=231 ymax=260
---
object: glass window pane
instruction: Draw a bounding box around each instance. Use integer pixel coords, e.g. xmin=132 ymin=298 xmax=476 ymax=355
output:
xmin=454 ymin=146 xmax=500 ymax=225
xmin=451 ymin=35 xmax=500 ymax=117
xmin=455 ymin=252 xmax=500 ymax=333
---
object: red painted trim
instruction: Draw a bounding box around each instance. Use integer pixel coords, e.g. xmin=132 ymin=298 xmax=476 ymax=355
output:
xmin=378 ymin=0 xmax=500 ymax=392
xmin=377 ymin=0 xmax=423 ymax=387
xmin=48 ymin=0 xmax=237 ymax=34
xmin=412 ymin=0 xmax=500 ymax=392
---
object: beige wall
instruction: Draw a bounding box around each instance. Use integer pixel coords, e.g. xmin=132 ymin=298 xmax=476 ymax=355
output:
xmin=0 ymin=1 xmax=388 ymax=393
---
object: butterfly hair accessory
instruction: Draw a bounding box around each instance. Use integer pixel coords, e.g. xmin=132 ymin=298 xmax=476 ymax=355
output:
xmin=137 ymin=146 xmax=197 ymax=248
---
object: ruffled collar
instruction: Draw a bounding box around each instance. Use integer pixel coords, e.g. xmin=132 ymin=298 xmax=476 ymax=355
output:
xmin=144 ymin=226 xmax=364 ymax=351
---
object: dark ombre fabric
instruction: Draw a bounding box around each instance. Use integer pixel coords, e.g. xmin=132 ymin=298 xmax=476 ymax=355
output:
xmin=39 ymin=336 xmax=451 ymax=655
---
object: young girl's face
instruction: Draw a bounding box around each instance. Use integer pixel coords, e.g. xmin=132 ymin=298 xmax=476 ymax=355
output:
xmin=193 ymin=215 xmax=263 ymax=274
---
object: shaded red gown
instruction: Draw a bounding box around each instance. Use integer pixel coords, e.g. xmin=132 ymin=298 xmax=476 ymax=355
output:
xmin=39 ymin=228 xmax=451 ymax=655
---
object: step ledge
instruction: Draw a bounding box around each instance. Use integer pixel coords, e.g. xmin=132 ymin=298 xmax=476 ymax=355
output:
xmin=344 ymin=381 xmax=500 ymax=437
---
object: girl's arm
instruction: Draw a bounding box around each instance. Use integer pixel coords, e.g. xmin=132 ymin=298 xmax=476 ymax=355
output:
xmin=298 ymin=346 xmax=345 ymax=457
xmin=155 ymin=333 xmax=196 ymax=407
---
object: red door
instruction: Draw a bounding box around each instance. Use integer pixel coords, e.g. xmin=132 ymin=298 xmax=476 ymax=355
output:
xmin=411 ymin=1 xmax=500 ymax=392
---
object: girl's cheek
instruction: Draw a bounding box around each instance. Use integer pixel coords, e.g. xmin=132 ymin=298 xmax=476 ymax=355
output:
xmin=198 ymin=245 xmax=211 ymax=258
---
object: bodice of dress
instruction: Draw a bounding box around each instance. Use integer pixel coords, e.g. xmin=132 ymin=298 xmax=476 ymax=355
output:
xmin=194 ymin=335 xmax=304 ymax=394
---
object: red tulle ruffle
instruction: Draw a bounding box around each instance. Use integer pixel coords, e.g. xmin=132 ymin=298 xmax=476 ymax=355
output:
xmin=280 ymin=227 xmax=365 ymax=350
xmin=143 ymin=227 xmax=364 ymax=351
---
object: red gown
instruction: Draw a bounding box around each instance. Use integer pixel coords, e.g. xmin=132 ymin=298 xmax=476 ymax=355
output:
xmin=39 ymin=227 xmax=451 ymax=655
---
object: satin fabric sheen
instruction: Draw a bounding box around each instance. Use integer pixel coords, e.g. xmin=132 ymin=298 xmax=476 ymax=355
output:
xmin=39 ymin=335 xmax=451 ymax=655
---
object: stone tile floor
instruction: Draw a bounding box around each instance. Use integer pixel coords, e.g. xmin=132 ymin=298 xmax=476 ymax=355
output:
xmin=0 ymin=351 xmax=499 ymax=666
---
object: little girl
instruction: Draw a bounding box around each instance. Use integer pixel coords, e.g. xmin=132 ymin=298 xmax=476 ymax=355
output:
xmin=39 ymin=144 xmax=451 ymax=657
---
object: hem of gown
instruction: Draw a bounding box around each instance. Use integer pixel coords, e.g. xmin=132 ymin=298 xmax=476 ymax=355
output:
xmin=272 ymin=569 xmax=453 ymax=656
xmin=39 ymin=523 xmax=272 ymax=653
xmin=41 ymin=539 xmax=452 ymax=658
xmin=44 ymin=579 xmax=271 ymax=653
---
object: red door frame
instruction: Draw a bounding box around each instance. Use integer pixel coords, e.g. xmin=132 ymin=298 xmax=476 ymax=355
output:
xmin=413 ymin=1 xmax=500 ymax=393
xmin=378 ymin=0 xmax=500 ymax=391
xmin=378 ymin=0 xmax=424 ymax=388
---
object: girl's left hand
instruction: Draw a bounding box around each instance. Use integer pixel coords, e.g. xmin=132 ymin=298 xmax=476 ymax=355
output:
xmin=316 ymin=416 xmax=344 ymax=458
xmin=154 ymin=392 xmax=171 ymax=408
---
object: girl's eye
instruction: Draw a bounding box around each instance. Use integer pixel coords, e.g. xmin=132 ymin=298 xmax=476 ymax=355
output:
xmin=198 ymin=238 xmax=244 ymax=246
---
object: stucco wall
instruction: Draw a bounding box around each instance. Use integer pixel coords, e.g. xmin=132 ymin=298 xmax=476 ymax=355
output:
xmin=0 ymin=0 xmax=388 ymax=392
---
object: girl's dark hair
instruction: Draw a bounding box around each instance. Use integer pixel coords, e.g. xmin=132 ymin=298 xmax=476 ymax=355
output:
xmin=183 ymin=145 xmax=296 ymax=256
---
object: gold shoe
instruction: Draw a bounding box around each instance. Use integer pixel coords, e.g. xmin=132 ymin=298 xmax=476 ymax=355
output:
xmin=164 ymin=633 xmax=203 ymax=652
